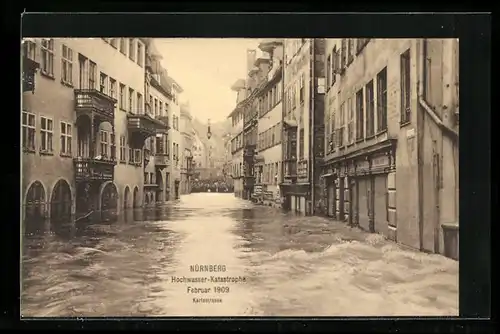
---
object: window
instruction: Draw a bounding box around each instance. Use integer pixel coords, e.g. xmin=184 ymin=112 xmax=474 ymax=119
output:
xmin=120 ymin=135 xmax=126 ymax=162
xmin=331 ymin=46 xmax=338 ymax=86
xmin=78 ymin=54 xmax=87 ymax=89
xmin=377 ymin=67 xmax=388 ymax=132
xmin=154 ymin=98 xmax=158 ymax=116
xmin=347 ymin=97 xmax=354 ymax=144
xmin=137 ymin=42 xmax=143 ymax=66
xmin=400 ymin=49 xmax=411 ymax=124
xmin=339 ymin=102 xmax=346 ymax=147
xmin=365 ymin=80 xmax=375 ymax=137
xmin=22 ymin=111 xmax=36 ymax=151
xmin=166 ymin=138 xmax=171 ymax=157
xmin=120 ymin=38 xmax=127 ymax=54
xmin=326 ymin=55 xmax=331 ymax=88
xmin=40 ymin=116 xmax=53 ymax=152
xmin=299 ymin=74 xmax=305 ymax=103
xmin=340 ymin=39 xmax=347 ymax=70
xmin=356 ymin=38 xmax=370 ymax=54
xmin=61 ymin=45 xmax=73 ymax=84
xmin=23 ymin=40 xmax=36 ymax=61
xmin=109 ymin=78 xmax=117 ymax=99
xmin=128 ymin=88 xmax=134 ymax=112
xmin=356 ymin=89 xmax=364 ymax=140
xmin=159 ymin=101 xmax=163 ymax=116
xmin=299 ymin=128 xmax=304 ymax=159
xmin=134 ymin=149 xmax=141 ymax=164
xmin=88 ymin=61 xmax=97 ymax=89
xmin=347 ymin=39 xmax=355 ymax=65
xmin=137 ymin=93 xmax=143 ymax=113
xmin=99 ymin=72 xmax=108 ymax=94
xmin=110 ymin=133 xmax=116 ymax=161
xmin=100 ymin=130 xmax=109 ymax=157
xmin=40 ymin=39 xmax=54 ymax=76
xmin=129 ymin=39 xmax=136 ymax=61
xmin=60 ymin=122 xmax=72 ymax=156
xmin=119 ymin=84 xmax=126 ymax=110
xmin=128 ymin=147 xmax=134 ymax=163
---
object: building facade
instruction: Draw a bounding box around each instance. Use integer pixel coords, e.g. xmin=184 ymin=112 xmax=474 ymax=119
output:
xmin=229 ymin=79 xmax=246 ymax=198
xmin=320 ymin=38 xmax=459 ymax=260
xmin=180 ymin=103 xmax=194 ymax=195
xmin=142 ymin=42 xmax=174 ymax=206
xmin=21 ymin=38 xmax=169 ymax=234
xmin=280 ymin=38 xmax=325 ymax=215
xmin=168 ymin=81 xmax=183 ymax=200
xmin=253 ymin=39 xmax=284 ymax=207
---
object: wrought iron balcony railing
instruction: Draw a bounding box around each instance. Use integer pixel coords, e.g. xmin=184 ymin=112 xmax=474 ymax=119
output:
xmin=74 ymin=89 xmax=117 ymax=123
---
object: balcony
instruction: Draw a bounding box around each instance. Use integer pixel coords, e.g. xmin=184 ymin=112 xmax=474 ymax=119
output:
xmin=74 ymin=89 xmax=117 ymax=123
xmin=155 ymin=153 xmax=169 ymax=169
xmin=127 ymin=113 xmax=167 ymax=147
xmin=155 ymin=115 xmax=170 ymax=133
xmin=22 ymin=56 xmax=39 ymax=93
xmin=74 ymin=157 xmax=116 ymax=182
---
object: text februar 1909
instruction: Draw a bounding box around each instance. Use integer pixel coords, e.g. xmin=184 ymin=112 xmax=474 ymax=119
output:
xmin=170 ymin=264 xmax=247 ymax=304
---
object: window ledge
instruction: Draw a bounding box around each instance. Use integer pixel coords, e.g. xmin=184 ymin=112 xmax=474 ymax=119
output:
xmin=355 ymin=138 xmax=364 ymax=144
xmin=346 ymin=142 xmax=355 ymax=148
xmin=60 ymin=80 xmax=74 ymax=88
xmin=60 ymin=152 xmax=72 ymax=158
xmin=119 ymin=160 xmax=127 ymax=164
xmin=376 ymin=129 xmax=388 ymax=136
xmin=120 ymin=107 xmax=127 ymax=112
xmin=40 ymin=71 xmax=55 ymax=80
xmin=365 ymin=134 xmax=376 ymax=140
xmin=40 ymin=150 xmax=54 ymax=156
xmin=400 ymin=120 xmax=411 ymax=128
xmin=23 ymin=148 xmax=36 ymax=154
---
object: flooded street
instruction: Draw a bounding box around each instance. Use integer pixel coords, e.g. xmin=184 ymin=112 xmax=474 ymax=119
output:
xmin=21 ymin=193 xmax=458 ymax=317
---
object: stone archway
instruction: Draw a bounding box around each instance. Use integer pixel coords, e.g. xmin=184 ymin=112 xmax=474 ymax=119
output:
xmin=124 ymin=186 xmax=131 ymax=209
xmin=133 ymin=186 xmax=140 ymax=208
xmin=101 ymin=182 xmax=118 ymax=211
xmin=24 ymin=181 xmax=46 ymax=235
xmin=50 ymin=179 xmax=72 ymax=229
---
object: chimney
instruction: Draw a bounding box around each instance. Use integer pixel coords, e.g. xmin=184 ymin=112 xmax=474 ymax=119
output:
xmin=246 ymin=49 xmax=257 ymax=73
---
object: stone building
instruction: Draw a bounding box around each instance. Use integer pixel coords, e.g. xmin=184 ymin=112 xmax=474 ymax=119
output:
xmin=280 ymin=38 xmax=326 ymax=215
xmin=228 ymin=78 xmax=246 ymax=198
xmin=21 ymin=38 xmax=165 ymax=234
xmin=320 ymin=38 xmax=459 ymax=260
xmin=142 ymin=41 xmax=177 ymax=206
xmin=179 ymin=102 xmax=195 ymax=195
xmin=253 ymin=39 xmax=284 ymax=207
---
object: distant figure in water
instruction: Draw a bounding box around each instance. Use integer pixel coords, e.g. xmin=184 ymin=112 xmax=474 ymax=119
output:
xmin=208 ymin=189 xmax=211 ymax=192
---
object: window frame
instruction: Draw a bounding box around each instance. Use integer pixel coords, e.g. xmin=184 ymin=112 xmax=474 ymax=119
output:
xmin=22 ymin=110 xmax=36 ymax=152
xmin=60 ymin=121 xmax=72 ymax=156
xmin=61 ymin=44 xmax=73 ymax=85
xmin=40 ymin=115 xmax=54 ymax=153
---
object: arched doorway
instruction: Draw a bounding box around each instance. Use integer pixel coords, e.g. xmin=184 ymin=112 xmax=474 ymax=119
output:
xmin=133 ymin=186 xmax=140 ymax=208
xmin=50 ymin=179 xmax=72 ymax=230
xmin=101 ymin=182 xmax=118 ymax=211
xmin=124 ymin=186 xmax=131 ymax=209
xmin=24 ymin=181 xmax=46 ymax=235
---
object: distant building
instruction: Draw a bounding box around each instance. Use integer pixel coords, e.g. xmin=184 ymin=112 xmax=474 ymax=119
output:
xmin=319 ymin=38 xmax=459 ymax=260
xmin=179 ymin=102 xmax=195 ymax=195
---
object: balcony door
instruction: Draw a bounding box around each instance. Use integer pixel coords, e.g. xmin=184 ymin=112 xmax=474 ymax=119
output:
xmin=79 ymin=54 xmax=87 ymax=89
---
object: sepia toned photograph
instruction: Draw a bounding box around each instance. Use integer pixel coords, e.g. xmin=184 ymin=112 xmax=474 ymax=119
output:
xmin=21 ymin=37 xmax=459 ymax=317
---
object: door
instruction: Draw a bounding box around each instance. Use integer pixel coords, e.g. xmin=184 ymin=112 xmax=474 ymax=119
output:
xmin=358 ymin=177 xmax=370 ymax=232
xmin=327 ymin=184 xmax=335 ymax=217
xmin=338 ymin=178 xmax=345 ymax=220
xmin=350 ymin=179 xmax=359 ymax=226
xmin=374 ymin=174 xmax=389 ymax=237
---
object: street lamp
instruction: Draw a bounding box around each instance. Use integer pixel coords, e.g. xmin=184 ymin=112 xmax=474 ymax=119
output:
xmin=207 ymin=118 xmax=212 ymax=140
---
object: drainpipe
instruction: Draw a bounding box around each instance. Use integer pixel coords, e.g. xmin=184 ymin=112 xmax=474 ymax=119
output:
xmin=418 ymin=39 xmax=459 ymax=142
xmin=309 ymin=38 xmax=315 ymax=216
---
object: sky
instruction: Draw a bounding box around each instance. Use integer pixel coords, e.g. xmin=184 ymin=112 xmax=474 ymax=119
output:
xmin=155 ymin=38 xmax=260 ymax=123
